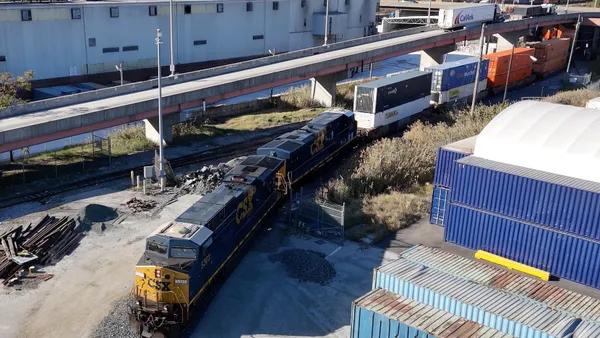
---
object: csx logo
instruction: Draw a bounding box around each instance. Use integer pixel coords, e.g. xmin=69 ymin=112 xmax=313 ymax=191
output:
xmin=148 ymin=278 xmax=171 ymax=291
xmin=387 ymin=88 xmax=398 ymax=95
xmin=236 ymin=187 xmax=256 ymax=224
xmin=310 ymin=129 xmax=326 ymax=156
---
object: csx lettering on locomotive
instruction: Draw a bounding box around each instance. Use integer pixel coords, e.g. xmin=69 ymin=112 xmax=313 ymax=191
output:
xmin=236 ymin=186 xmax=256 ymax=224
xmin=147 ymin=278 xmax=171 ymax=291
xmin=310 ymin=129 xmax=326 ymax=155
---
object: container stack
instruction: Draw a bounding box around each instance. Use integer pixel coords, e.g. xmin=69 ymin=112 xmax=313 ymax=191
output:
xmin=530 ymin=38 xmax=570 ymax=75
xmin=424 ymin=57 xmax=489 ymax=105
xmin=484 ymin=48 xmax=535 ymax=89
xmin=351 ymin=245 xmax=600 ymax=338
xmin=429 ymin=100 xmax=600 ymax=290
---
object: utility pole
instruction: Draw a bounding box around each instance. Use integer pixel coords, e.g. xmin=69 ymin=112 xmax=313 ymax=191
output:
xmin=503 ymin=46 xmax=515 ymax=103
xmin=566 ymin=16 xmax=581 ymax=74
xmin=471 ymin=23 xmax=486 ymax=116
xmin=324 ymin=0 xmax=330 ymax=45
xmin=156 ymin=29 xmax=166 ymax=191
xmin=427 ymin=0 xmax=431 ymax=26
xmin=565 ymin=0 xmax=570 ymax=14
xmin=169 ymin=0 xmax=175 ymax=76
xmin=115 ymin=63 xmax=124 ymax=85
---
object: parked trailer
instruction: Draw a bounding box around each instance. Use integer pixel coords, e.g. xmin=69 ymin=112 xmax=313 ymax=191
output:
xmin=437 ymin=4 xmax=504 ymax=30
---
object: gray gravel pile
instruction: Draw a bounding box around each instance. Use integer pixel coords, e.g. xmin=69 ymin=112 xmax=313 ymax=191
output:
xmin=75 ymin=204 xmax=118 ymax=233
xmin=179 ymin=164 xmax=230 ymax=195
xmin=90 ymin=297 xmax=137 ymax=338
xmin=268 ymin=249 xmax=337 ymax=285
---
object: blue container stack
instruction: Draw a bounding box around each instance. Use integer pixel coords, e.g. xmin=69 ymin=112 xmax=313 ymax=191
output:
xmin=425 ymin=57 xmax=489 ymax=92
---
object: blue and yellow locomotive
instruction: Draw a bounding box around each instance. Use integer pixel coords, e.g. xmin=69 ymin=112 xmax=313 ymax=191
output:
xmin=130 ymin=109 xmax=356 ymax=337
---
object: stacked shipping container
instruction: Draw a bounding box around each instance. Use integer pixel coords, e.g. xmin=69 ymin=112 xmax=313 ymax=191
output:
xmin=484 ymin=48 xmax=535 ymax=88
xmin=424 ymin=58 xmax=489 ymax=105
xmin=530 ymin=38 xmax=570 ymax=74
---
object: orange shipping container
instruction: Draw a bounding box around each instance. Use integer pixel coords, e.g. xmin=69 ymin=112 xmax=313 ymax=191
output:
xmin=485 ymin=48 xmax=535 ymax=76
xmin=533 ymin=38 xmax=570 ymax=62
xmin=487 ymin=66 xmax=533 ymax=88
xmin=533 ymin=56 xmax=568 ymax=74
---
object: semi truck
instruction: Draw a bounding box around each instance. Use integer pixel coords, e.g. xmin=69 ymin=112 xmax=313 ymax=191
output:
xmin=438 ymin=4 xmax=505 ymax=30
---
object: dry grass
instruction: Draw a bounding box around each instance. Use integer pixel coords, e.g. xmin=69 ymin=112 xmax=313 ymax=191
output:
xmin=280 ymin=85 xmax=322 ymax=109
xmin=543 ymin=88 xmax=600 ymax=107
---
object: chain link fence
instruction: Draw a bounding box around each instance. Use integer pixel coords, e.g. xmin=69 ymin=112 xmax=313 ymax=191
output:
xmin=0 ymin=133 xmax=112 ymax=186
xmin=290 ymin=188 xmax=345 ymax=245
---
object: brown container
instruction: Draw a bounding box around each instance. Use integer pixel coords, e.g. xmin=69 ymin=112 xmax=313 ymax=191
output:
xmin=533 ymin=56 xmax=568 ymax=74
xmin=485 ymin=48 xmax=535 ymax=77
xmin=533 ymin=38 xmax=571 ymax=62
xmin=488 ymin=66 xmax=533 ymax=88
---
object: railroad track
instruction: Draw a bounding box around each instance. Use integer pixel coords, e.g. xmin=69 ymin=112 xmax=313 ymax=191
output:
xmin=0 ymin=136 xmax=275 ymax=210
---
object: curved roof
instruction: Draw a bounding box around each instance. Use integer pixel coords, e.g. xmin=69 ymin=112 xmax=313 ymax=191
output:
xmin=473 ymin=100 xmax=600 ymax=183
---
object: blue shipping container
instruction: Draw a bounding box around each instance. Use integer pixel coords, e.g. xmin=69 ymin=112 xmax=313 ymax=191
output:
xmin=445 ymin=203 xmax=600 ymax=290
xmin=425 ymin=58 xmax=489 ymax=92
xmin=432 ymin=136 xmax=476 ymax=188
xmin=452 ymin=156 xmax=600 ymax=241
xmin=373 ymin=258 xmax=581 ymax=338
xmin=430 ymin=186 xmax=449 ymax=226
xmin=401 ymin=245 xmax=600 ymax=323
xmin=351 ymin=288 xmax=515 ymax=338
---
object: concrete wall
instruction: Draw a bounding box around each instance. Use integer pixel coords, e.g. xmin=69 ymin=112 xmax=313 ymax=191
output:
xmin=0 ymin=0 xmax=376 ymax=81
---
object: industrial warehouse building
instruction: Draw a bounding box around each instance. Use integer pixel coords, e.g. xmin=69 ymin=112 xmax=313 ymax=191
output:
xmin=431 ymin=100 xmax=600 ymax=289
xmin=0 ymin=0 xmax=377 ymax=83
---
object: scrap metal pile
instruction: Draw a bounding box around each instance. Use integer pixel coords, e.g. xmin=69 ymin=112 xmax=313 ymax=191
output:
xmin=0 ymin=215 xmax=82 ymax=286
xmin=125 ymin=197 xmax=157 ymax=213
xmin=179 ymin=164 xmax=230 ymax=195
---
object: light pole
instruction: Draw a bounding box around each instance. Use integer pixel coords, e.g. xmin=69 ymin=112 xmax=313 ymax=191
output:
xmin=427 ymin=0 xmax=431 ymax=26
xmin=471 ymin=23 xmax=486 ymax=116
xmin=324 ymin=0 xmax=329 ymax=45
xmin=565 ymin=0 xmax=570 ymax=14
xmin=156 ymin=29 xmax=166 ymax=191
xmin=169 ymin=0 xmax=175 ymax=76
xmin=566 ymin=16 xmax=581 ymax=74
xmin=115 ymin=63 xmax=123 ymax=85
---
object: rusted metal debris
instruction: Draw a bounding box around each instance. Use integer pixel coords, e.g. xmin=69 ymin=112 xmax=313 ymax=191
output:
xmin=0 ymin=215 xmax=82 ymax=286
xmin=126 ymin=197 xmax=157 ymax=213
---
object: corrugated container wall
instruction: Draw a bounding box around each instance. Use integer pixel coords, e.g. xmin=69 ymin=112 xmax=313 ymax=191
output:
xmin=431 ymin=79 xmax=487 ymax=105
xmin=351 ymin=288 xmax=515 ymax=338
xmin=430 ymin=186 xmax=449 ymax=226
xmin=487 ymin=67 xmax=533 ymax=88
xmin=485 ymin=48 xmax=535 ymax=76
xmin=451 ymin=156 xmax=600 ymax=241
xmin=433 ymin=137 xmax=477 ymax=188
xmin=372 ymin=259 xmax=582 ymax=338
xmin=400 ymin=245 xmax=600 ymax=322
xmin=445 ymin=203 xmax=600 ymax=289
xmin=354 ymin=71 xmax=432 ymax=114
xmin=425 ymin=58 xmax=489 ymax=92
xmin=533 ymin=56 xmax=567 ymax=74
xmin=532 ymin=38 xmax=571 ymax=62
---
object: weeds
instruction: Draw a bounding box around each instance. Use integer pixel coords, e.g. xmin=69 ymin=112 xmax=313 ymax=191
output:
xmin=543 ymin=88 xmax=600 ymax=107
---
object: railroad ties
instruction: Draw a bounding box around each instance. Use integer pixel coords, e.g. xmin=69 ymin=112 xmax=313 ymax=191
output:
xmin=0 ymin=215 xmax=82 ymax=286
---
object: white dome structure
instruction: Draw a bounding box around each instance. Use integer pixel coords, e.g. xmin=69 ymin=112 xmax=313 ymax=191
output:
xmin=473 ymin=100 xmax=600 ymax=183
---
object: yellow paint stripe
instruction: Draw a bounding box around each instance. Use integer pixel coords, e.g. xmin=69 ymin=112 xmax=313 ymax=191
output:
xmin=190 ymin=194 xmax=279 ymax=304
xmin=475 ymin=250 xmax=551 ymax=281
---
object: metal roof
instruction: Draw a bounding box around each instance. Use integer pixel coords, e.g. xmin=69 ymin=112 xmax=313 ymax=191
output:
xmin=457 ymin=156 xmax=600 ymax=194
xmin=354 ymin=289 xmax=516 ymax=338
xmin=473 ymin=100 xmax=600 ymax=184
xmin=400 ymin=245 xmax=600 ymax=323
xmin=441 ymin=135 xmax=477 ymax=154
xmin=374 ymin=258 xmax=582 ymax=337
xmin=357 ymin=70 xmax=431 ymax=89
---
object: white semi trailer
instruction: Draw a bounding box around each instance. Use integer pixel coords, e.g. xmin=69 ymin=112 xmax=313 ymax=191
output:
xmin=438 ymin=4 xmax=505 ymax=30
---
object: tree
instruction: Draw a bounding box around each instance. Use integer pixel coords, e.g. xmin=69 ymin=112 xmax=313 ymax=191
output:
xmin=0 ymin=70 xmax=34 ymax=109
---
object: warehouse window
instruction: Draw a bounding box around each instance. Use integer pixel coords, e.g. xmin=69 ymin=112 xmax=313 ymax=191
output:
xmin=21 ymin=9 xmax=31 ymax=21
xmin=88 ymin=38 xmax=96 ymax=47
xmin=272 ymin=1 xmax=279 ymax=10
xmin=193 ymin=40 xmax=207 ymax=45
xmin=301 ymin=0 xmax=306 ymax=7
xmin=216 ymin=3 xmax=224 ymax=13
xmin=184 ymin=4 xmax=191 ymax=14
xmin=123 ymin=45 xmax=138 ymax=52
xmin=149 ymin=5 xmax=157 ymax=16
xmin=253 ymin=35 xmax=264 ymax=40
xmin=71 ymin=8 xmax=82 ymax=19
xmin=110 ymin=7 xmax=119 ymax=18
xmin=103 ymin=47 xmax=119 ymax=53
xmin=246 ymin=2 xmax=253 ymax=11
xmin=0 ymin=56 xmax=6 ymax=62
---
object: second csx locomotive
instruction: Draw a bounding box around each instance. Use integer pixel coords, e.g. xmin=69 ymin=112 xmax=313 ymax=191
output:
xmin=130 ymin=109 xmax=356 ymax=337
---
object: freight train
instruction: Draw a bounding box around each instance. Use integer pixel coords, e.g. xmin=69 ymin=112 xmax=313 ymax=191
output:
xmin=129 ymin=47 xmax=571 ymax=337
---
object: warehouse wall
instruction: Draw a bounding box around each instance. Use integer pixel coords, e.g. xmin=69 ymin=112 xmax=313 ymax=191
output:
xmin=0 ymin=0 xmax=376 ymax=81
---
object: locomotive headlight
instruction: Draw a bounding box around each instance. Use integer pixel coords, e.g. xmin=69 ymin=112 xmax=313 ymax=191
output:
xmin=163 ymin=305 xmax=169 ymax=312
xmin=154 ymin=269 xmax=161 ymax=278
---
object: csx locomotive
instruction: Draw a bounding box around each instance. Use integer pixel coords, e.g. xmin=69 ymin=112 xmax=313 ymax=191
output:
xmin=129 ymin=110 xmax=356 ymax=337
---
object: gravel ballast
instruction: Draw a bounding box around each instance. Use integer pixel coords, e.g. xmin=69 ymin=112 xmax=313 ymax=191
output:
xmin=89 ymin=297 xmax=137 ymax=338
xmin=268 ymin=249 xmax=337 ymax=285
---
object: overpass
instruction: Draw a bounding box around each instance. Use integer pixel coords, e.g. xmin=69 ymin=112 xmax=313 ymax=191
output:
xmin=0 ymin=13 xmax=595 ymax=152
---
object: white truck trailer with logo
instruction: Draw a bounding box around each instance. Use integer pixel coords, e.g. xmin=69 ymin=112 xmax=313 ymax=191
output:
xmin=438 ymin=4 xmax=504 ymax=30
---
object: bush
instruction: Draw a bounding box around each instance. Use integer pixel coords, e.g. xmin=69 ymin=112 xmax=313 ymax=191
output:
xmin=543 ymin=88 xmax=600 ymax=107
xmin=109 ymin=125 xmax=156 ymax=156
xmin=280 ymin=85 xmax=321 ymax=109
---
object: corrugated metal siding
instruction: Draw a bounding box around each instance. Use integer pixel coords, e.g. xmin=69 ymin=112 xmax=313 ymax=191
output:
xmin=573 ymin=322 xmax=600 ymax=337
xmin=433 ymin=148 xmax=470 ymax=188
xmin=373 ymin=259 xmax=581 ymax=338
xmin=352 ymin=289 xmax=515 ymax=338
xmin=430 ymin=186 xmax=449 ymax=226
xmin=400 ymin=245 xmax=600 ymax=323
xmin=452 ymin=156 xmax=600 ymax=240
xmin=445 ymin=203 xmax=600 ymax=289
